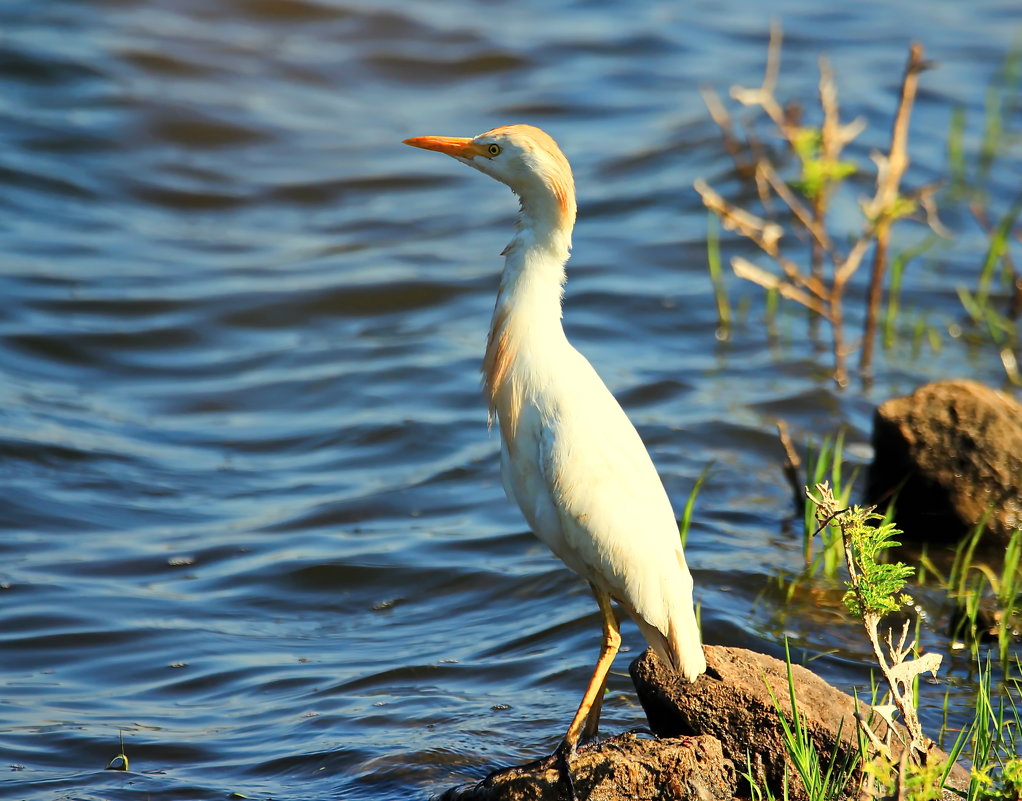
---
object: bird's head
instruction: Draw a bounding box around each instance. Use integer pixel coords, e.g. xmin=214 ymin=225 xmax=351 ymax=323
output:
xmin=404 ymin=124 xmax=576 ymax=234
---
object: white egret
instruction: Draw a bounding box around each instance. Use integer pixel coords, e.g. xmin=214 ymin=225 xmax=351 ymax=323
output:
xmin=403 ymin=125 xmax=705 ymax=756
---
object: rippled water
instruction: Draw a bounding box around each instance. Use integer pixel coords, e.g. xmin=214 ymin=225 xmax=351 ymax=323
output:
xmin=2 ymin=1 xmax=1020 ymax=799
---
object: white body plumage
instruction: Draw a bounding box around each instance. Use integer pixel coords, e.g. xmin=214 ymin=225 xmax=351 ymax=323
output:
xmin=491 ymin=221 xmax=704 ymax=681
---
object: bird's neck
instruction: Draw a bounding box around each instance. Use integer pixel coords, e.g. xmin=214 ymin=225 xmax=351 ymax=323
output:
xmin=482 ymin=218 xmax=573 ymax=436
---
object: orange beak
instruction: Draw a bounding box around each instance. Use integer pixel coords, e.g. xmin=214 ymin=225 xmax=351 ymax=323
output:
xmin=403 ymin=135 xmax=488 ymax=159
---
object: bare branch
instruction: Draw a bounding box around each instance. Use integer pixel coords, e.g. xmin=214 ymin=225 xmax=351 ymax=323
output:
xmin=915 ymin=182 xmax=952 ymax=238
xmin=860 ymin=42 xmax=930 ymax=376
xmin=702 ymin=86 xmax=754 ymax=177
xmin=775 ymin=254 xmax=830 ymax=301
xmin=694 ymin=179 xmax=784 ymax=254
xmin=834 ymin=234 xmax=875 ymax=286
xmin=732 ymin=257 xmax=831 ymax=318
xmin=1001 ymin=348 xmax=1021 ymax=384
xmin=758 ymin=160 xmax=833 ymax=252
xmin=696 ymin=32 xmax=930 ymax=388
xmin=888 ymin=651 xmax=942 ymax=696
xmin=763 ymin=19 xmax=783 ymax=96
xmin=729 ymin=22 xmax=801 ymax=147
xmin=819 ymin=59 xmax=867 ymax=153
xmin=776 ymin=420 xmax=803 ymax=514
xmin=855 ymin=708 xmax=893 ymax=762
xmin=818 ymin=56 xmax=840 ymax=163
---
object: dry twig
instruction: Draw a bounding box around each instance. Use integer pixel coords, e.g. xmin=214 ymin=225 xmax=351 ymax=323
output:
xmin=693 ymin=179 xmax=783 ymax=254
xmin=732 ymin=258 xmax=829 ymax=317
xmin=775 ymin=420 xmax=803 ymax=514
xmin=859 ymin=43 xmax=932 ymax=377
xmin=730 ymin=22 xmax=800 ymax=148
xmin=695 ymin=31 xmax=932 ymax=387
xmin=701 ymin=87 xmax=755 ymax=178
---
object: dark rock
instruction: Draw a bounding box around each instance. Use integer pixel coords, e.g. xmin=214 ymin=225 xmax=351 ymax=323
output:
xmin=434 ymin=732 xmax=736 ymax=801
xmin=629 ymin=645 xmax=969 ymax=799
xmin=866 ymin=379 xmax=1022 ymax=544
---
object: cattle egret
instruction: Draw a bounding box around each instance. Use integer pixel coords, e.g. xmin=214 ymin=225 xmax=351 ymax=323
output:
xmin=403 ymin=125 xmax=706 ymax=755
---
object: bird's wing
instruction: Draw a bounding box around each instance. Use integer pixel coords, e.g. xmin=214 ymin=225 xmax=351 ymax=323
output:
xmin=537 ymin=393 xmax=704 ymax=680
xmin=537 ymin=375 xmax=688 ymax=626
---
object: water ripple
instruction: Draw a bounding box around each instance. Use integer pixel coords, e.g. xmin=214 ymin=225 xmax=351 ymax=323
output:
xmin=0 ymin=1 xmax=1016 ymax=799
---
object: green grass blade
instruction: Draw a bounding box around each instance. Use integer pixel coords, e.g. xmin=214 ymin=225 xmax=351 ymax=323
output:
xmin=680 ymin=462 xmax=715 ymax=547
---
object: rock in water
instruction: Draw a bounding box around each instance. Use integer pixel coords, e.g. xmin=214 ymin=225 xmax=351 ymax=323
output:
xmin=866 ymin=380 xmax=1022 ymax=544
xmin=629 ymin=645 xmax=969 ymax=799
xmin=434 ymin=732 xmax=736 ymax=801
xmin=434 ymin=645 xmax=970 ymax=800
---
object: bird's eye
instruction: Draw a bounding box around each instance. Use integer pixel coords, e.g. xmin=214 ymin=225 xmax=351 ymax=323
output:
xmin=487 ymin=144 xmax=502 ymax=157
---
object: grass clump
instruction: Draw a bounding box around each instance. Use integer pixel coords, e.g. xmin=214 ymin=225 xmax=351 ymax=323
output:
xmin=776 ymin=481 xmax=1022 ymax=801
xmin=958 ymin=658 xmax=1022 ymax=801
xmin=801 ymin=430 xmax=854 ymax=579
xmin=927 ymin=523 xmax=1022 ymax=666
xmin=769 ymin=641 xmax=859 ymax=801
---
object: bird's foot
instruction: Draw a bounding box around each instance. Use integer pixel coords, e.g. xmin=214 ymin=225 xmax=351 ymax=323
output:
xmin=478 ymin=739 xmax=581 ymax=801
xmin=512 ymin=739 xmax=578 ymax=800
xmin=550 ymin=738 xmax=579 ymax=801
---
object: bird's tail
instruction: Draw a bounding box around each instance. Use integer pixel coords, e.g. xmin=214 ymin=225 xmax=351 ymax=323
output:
xmin=637 ymin=595 xmax=706 ymax=682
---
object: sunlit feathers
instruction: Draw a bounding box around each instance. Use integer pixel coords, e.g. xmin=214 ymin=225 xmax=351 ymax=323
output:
xmin=403 ymin=123 xmax=705 ymax=747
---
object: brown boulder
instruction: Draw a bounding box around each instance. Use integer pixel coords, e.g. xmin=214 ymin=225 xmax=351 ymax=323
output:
xmin=629 ymin=645 xmax=969 ymax=799
xmin=866 ymin=379 xmax=1022 ymax=544
xmin=433 ymin=731 xmax=736 ymax=801
xmin=434 ymin=645 xmax=969 ymax=800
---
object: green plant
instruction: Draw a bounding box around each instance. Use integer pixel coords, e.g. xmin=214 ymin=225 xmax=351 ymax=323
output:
xmin=963 ymin=659 xmax=1022 ymax=801
xmin=761 ymin=470 xmax=1022 ymax=801
xmin=883 ymin=235 xmax=940 ymax=351
xmin=707 ymin=213 xmax=731 ymax=335
xmin=105 ymin=730 xmax=130 ymax=771
xmin=679 ymin=462 xmax=715 ymax=547
xmin=944 ymin=45 xmax=1022 ymax=384
xmin=763 ymin=643 xmax=960 ymax=801
xmin=920 ymin=520 xmax=1022 ymax=665
xmin=801 ymin=430 xmax=855 ymax=578
xmin=807 ymin=483 xmax=939 ymax=761
xmin=741 ymin=751 xmax=771 ymax=801
xmin=995 ymin=531 xmax=1022 ymax=660
xmin=765 ymin=640 xmax=858 ymax=801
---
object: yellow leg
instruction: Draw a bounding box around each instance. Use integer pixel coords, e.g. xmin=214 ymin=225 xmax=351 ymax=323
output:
xmin=563 ymin=586 xmax=620 ymax=750
xmin=580 ymin=673 xmax=607 ymax=742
